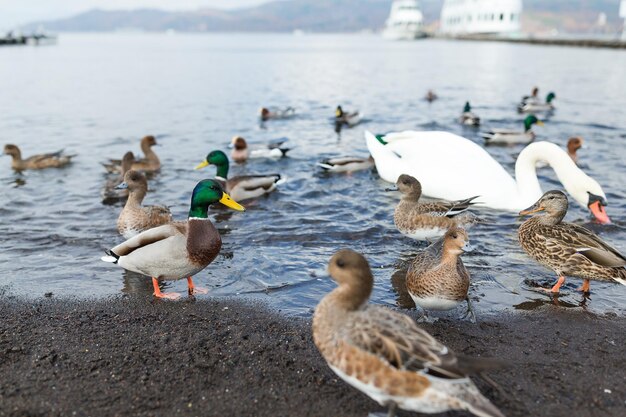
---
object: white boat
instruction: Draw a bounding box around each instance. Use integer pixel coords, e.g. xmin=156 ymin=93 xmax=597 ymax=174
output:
xmin=620 ymin=0 xmax=626 ymax=40
xmin=440 ymin=0 xmax=523 ymax=35
xmin=382 ymin=0 xmax=426 ymax=40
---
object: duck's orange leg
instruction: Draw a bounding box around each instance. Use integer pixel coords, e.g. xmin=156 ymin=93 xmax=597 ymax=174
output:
xmin=577 ymin=279 xmax=591 ymax=293
xmin=152 ymin=277 xmax=181 ymax=300
xmin=187 ymin=277 xmax=208 ymax=295
xmin=550 ymin=275 xmax=566 ymax=293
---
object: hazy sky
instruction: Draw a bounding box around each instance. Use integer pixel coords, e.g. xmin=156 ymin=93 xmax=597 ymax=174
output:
xmin=0 ymin=0 xmax=274 ymax=28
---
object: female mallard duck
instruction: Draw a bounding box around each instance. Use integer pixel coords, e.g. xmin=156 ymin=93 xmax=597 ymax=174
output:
xmin=406 ymin=227 xmax=474 ymax=319
xmin=194 ymin=150 xmax=281 ymax=202
xmin=259 ymin=106 xmax=296 ymax=121
xmin=3 ymin=144 xmax=74 ymax=170
xmin=230 ymin=136 xmax=290 ymax=162
xmin=459 ymin=102 xmax=480 ymax=126
xmin=386 ymin=174 xmax=478 ymax=240
xmin=116 ymin=170 xmax=172 ymax=239
xmin=335 ymin=105 xmax=361 ymax=127
xmin=312 ymin=249 xmax=505 ymax=417
xmin=317 ymin=155 xmax=374 ymax=173
xmin=518 ymin=92 xmax=556 ymax=113
xmin=103 ymin=135 xmax=160 ymax=173
xmin=366 ymin=132 xmax=610 ymax=223
xmin=518 ymin=190 xmax=626 ymax=294
xmin=102 ymin=179 xmax=245 ymax=300
xmin=101 ymin=151 xmax=135 ymax=205
xmin=481 ymin=115 xmax=543 ymax=145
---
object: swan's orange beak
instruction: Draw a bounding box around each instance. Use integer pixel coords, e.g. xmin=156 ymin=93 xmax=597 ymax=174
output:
xmin=588 ymin=200 xmax=610 ymax=224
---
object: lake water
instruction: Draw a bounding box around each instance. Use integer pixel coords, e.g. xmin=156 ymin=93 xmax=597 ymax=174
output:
xmin=1 ymin=33 xmax=625 ymax=317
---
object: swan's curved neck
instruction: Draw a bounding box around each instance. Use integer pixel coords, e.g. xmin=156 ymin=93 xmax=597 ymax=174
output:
xmin=515 ymin=142 xmax=582 ymax=204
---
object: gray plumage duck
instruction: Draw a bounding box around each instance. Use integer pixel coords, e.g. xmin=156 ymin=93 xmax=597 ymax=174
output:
xmin=406 ymin=227 xmax=474 ymax=320
xmin=194 ymin=150 xmax=282 ymax=202
xmin=386 ymin=174 xmax=479 ymax=240
xmin=102 ymin=179 xmax=245 ymax=300
xmin=312 ymin=249 xmax=504 ymax=417
xmin=3 ymin=144 xmax=74 ymax=170
xmin=518 ymin=190 xmax=626 ymax=294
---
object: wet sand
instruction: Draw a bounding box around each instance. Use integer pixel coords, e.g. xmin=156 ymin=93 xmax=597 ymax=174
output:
xmin=0 ymin=295 xmax=624 ymax=417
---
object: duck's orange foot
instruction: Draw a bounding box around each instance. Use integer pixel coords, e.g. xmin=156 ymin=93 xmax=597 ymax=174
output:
xmin=152 ymin=277 xmax=181 ymax=300
xmin=576 ymin=279 xmax=591 ymax=294
xmin=189 ymin=287 xmax=209 ymax=296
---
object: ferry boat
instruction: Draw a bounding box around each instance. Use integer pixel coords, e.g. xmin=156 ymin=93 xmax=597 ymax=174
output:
xmin=382 ymin=0 xmax=426 ymax=40
xmin=440 ymin=0 xmax=523 ymax=35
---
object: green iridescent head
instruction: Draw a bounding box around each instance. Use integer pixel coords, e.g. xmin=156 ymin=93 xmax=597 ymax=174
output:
xmin=546 ymin=92 xmax=556 ymax=103
xmin=194 ymin=150 xmax=230 ymax=178
xmin=188 ymin=179 xmax=244 ymax=218
xmin=523 ymin=115 xmax=543 ymax=131
xmin=463 ymin=102 xmax=471 ymax=112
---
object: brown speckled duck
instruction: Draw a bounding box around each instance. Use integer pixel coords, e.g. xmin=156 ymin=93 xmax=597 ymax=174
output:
xmin=116 ymin=170 xmax=172 ymax=239
xmin=102 ymin=179 xmax=245 ymax=300
xmin=519 ymin=190 xmax=626 ymax=294
xmin=3 ymin=144 xmax=74 ymax=170
xmin=387 ymin=174 xmax=479 ymax=240
xmin=194 ymin=150 xmax=281 ymax=202
xmin=101 ymin=151 xmax=134 ymax=204
xmin=104 ymin=135 xmax=160 ymax=173
xmin=406 ymin=227 xmax=473 ymax=319
xmin=312 ymin=249 xmax=504 ymax=417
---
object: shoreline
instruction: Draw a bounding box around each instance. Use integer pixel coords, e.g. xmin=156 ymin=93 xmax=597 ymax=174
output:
xmin=434 ymin=34 xmax=626 ymax=49
xmin=1 ymin=296 xmax=624 ymax=417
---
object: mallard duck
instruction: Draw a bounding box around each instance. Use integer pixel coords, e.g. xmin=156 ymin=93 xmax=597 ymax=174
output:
xmin=386 ymin=174 xmax=478 ymax=240
xmin=312 ymin=249 xmax=505 ymax=417
xmin=407 ymin=227 xmax=474 ymax=319
xmin=459 ymin=102 xmax=480 ymax=126
xmin=518 ymin=190 xmax=625 ymax=294
xmin=103 ymin=135 xmax=160 ymax=173
xmin=317 ymin=156 xmax=374 ymax=173
xmin=259 ymin=106 xmax=295 ymax=121
xmin=335 ymin=106 xmax=361 ymax=127
xmin=366 ymin=132 xmax=611 ymax=223
xmin=518 ymin=92 xmax=556 ymax=113
xmin=116 ymin=170 xmax=172 ymax=239
xmin=520 ymin=86 xmax=540 ymax=105
xmin=425 ymin=90 xmax=438 ymax=102
xmin=3 ymin=144 xmax=74 ymax=170
xmin=229 ymin=136 xmax=290 ymax=162
xmin=481 ymin=115 xmax=543 ymax=145
xmin=102 ymin=179 xmax=245 ymax=300
xmin=101 ymin=151 xmax=134 ymax=205
xmin=194 ymin=150 xmax=281 ymax=202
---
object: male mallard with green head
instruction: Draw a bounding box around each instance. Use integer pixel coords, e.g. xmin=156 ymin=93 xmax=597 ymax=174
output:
xmin=518 ymin=190 xmax=626 ymax=294
xmin=102 ymin=179 xmax=245 ymax=300
xmin=518 ymin=92 xmax=556 ymax=113
xmin=481 ymin=115 xmax=543 ymax=145
xmin=459 ymin=102 xmax=480 ymax=126
xmin=386 ymin=174 xmax=478 ymax=241
xmin=3 ymin=144 xmax=74 ymax=170
xmin=194 ymin=150 xmax=282 ymax=202
xmin=313 ymin=249 xmax=504 ymax=417
xmin=116 ymin=170 xmax=172 ymax=239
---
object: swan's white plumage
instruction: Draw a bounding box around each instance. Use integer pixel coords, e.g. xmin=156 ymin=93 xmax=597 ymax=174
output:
xmin=366 ymin=131 xmax=607 ymax=212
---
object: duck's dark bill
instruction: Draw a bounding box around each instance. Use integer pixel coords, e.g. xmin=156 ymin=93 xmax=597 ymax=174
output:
xmin=588 ymin=200 xmax=611 ymax=224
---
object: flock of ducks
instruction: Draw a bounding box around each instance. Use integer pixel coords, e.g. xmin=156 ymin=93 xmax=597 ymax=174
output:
xmin=2 ymin=88 xmax=625 ymax=417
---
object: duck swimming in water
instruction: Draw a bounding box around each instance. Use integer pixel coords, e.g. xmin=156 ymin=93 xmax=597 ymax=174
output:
xmin=481 ymin=115 xmax=543 ymax=145
xmin=3 ymin=144 xmax=75 ymax=170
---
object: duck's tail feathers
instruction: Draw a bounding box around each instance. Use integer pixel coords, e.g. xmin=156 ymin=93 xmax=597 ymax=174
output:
xmin=279 ymin=148 xmax=291 ymax=157
xmin=480 ymin=132 xmax=494 ymax=141
xmin=275 ymin=175 xmax=286 ymax=185
xmin=101 ymin=250 xmax=119 ymax=264
xmin=614 ymin=275 xmax=626 ymax=286
xmin=317 ymin=161 xmax=333 ymax=171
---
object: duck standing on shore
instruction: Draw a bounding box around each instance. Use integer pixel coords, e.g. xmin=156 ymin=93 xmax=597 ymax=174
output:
xmin=312 ymin=249 xmax=505 ymax=417
xmin=3 ymin=144 xmax=75 ymax=170
xmin=103 ymin=135 xmax=161 ymax=173
xmin=386 ymin=174 xmax=478 ymax=240
xmin=230 ymin=136 xmax=290 ymax=162
xmin=406 ymin=227 xmax=474 ymax=320
xmin=102 ymin=179 xmax=245 ymax=300
xmin=116 ymin=170 xmax=172 ymax=239
xmin=518 ymin=190 xmax=626 ymax=294
xmin=481 ymin=115 xmax=543 ymax=145
xmin=195 ymin=150 xmax=282 ymax=202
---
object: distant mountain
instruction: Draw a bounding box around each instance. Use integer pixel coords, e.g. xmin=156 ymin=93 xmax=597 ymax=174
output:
xmin=21 ymin=0 xmax=625 ymax=34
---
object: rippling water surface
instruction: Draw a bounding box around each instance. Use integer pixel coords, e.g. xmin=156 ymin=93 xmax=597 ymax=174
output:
xmin=1 ymin=33 xmax=625 ymax=316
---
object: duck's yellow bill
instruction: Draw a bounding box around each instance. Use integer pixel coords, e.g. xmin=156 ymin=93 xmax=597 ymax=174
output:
xmin=194 ymin=160 xmax=209 ymax=170
xmin=536 ymin=120 xmax=545 ymax=126
xmin=220 ymin=192 xmax=245 ymax=212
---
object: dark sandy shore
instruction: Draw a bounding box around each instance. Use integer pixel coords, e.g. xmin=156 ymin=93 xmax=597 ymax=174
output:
xmin=1 ymin=295 xmax=624 ymax=417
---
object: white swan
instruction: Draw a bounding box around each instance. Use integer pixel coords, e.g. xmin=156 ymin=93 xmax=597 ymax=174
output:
xmin=365 ymin=131 xmax=611 ymax=224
